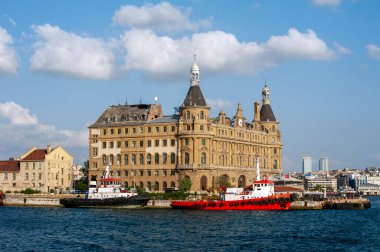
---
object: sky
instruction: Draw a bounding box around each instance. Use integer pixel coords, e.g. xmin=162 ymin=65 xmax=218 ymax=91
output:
xmin=0 ymin=0 xmax=379 ymax=172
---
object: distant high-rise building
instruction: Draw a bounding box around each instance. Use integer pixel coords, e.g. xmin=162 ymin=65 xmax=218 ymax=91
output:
xmin=302 ymin=157 xmax=312 ymax=174
xmin=319 ymin=157 xmax=329 ymax=172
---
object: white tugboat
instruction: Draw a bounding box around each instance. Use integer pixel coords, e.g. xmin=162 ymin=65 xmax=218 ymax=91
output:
xmin=60 ymin=165 xmax=149 ymax=208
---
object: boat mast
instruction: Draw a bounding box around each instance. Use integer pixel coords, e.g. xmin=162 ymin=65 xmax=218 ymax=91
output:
xmin=256 ymin=156 xmax=261 ymax=181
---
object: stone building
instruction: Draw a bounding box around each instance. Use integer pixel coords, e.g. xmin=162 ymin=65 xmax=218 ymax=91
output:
xmin=88 ymin=61 xmax=282 ymax=193
xmin=0 ymin=145 xmax=73 ymax=193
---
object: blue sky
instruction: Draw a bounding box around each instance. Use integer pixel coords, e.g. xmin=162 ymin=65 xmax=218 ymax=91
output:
xmin=0 ymin=0 xmax=379 ymax=172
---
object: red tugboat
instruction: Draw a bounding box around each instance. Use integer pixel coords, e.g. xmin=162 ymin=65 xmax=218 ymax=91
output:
xmin=171 ymin=159 xmax=294 ymax=211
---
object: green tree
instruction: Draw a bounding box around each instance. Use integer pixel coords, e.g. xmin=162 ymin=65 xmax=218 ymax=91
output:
xmin=314 ymin=184 xmax=323 ymax=192
xmin=180 ymin=177 xmax=192 ymax=192
xmin=75 ymin=181 xmax=88 ymax=191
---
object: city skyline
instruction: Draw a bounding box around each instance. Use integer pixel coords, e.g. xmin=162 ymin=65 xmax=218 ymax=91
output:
xmin=1 ymin=0 xmax=379 ymax=172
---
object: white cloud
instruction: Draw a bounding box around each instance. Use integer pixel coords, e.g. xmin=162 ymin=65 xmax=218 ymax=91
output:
xmin=206 ymin=99 xmax=233 ymax=111
xmin=366 ymin=44 xmax=380 ymax=60
xmin=120 ymin=28 xmax=336 ymax=77
xmin=0 ymin=101 xmax=87 ymax=154
xmin=112 ymin=1 xmax=210 ymax=32
xmin=30 ymin=24 xmax=115 ymax=79
xmin=0 ymin=26 xmax=18 ymax=74
xmin=334 ymin=42 xmax=350 ymax=55
xmin=312 ymin=0 xmax=342 ymax=7
xmin=0 ymin=101 xmax=38 ymax=125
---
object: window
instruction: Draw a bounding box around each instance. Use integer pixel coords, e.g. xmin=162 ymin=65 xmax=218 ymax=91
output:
xmin=163 ymin=153 xmax=167 ymax=164
xmin=163 ymin=181 xmax=167 ymax=188
xmin=185 ymin=152 xmax=190 ymax=164
xmin=13 ymin=173 xmax=16 ymax=180
xmin=25 ymin=162 xmax=29 ymax=169
xmin=124 ymin=141 xmax=129 ymax=148
xmin=117 ymin=154 xmax=121 ymax=165
xmin=32 ymin=173 xmax=35 ymax=180
xmin=132 ymin=128 xmax=136 ymax=134
xmin=4 ymin=173 xmax=8 ymax=180
xmin=132 ymin=154 xmax=136 ymax=165
xmin=170 ymin=181 xmax=175 ymax=187
xmin=140 ymin=127 xmax=144 ymax=133
xmin=140 ymin=141 xmax=144 ymax=147
xmin=274 ymin=148 xmax=277 ymax=155
xmin=39 ymin=173 xmax=42 ymax=180
xmin=124 ymin=154 xmax=128 ymax=165
xmin=163 ymin=140 xmax=167 ymax=146
xmin=163 ymin=126 xmax=167 ymax=132
xmin=200 ymin=125 xmax=204 ymax=131
xmin=132 ymin=141 xmax=136 ymax=148
xmin=147 ymin=171 xmax=152 ymax=176
xmin=140 ymin=170 xmax=144 ymax=176
xmin=163 ymin=171 xmax=167 ymax=177
xmin=92 ymin=148 xmax=98 ymax=157
xmin=171 ymin=139 xmax=175 ymax=146
xmin=155 ymin=171 xmax=159 ymax=176
xmin=38 ymin=162 xmax=42 ymax=169
xmin=170 ymin=170 xmax=175 ymax=176
xmin=125 ymin=128 xmax=129 ymax=134
xmin=155 ymin=140 xmax=159 ymax=147
xmin=274 ymin=159 xmax=278 ymax=169
xmin=102 ymin=142 xmax=107 ymax=149
xmin=25 ymin=173 xmax=29 ymax=180
xmin=117 ymin=171 xmax=121 ymax=177
xmin=147 ymin=140 xmax=152 ymax=147
xmin=103 ymin=129 xmax=107 ymax=135
xmin=110 ymin=141 xmax=114 ymax=148
xmin=140 ymin=154 xmax=144 ymax=164
xmin=110 ymin=129 xmax=114 ymax=135
xmin=118 ymin=128 xmax=121 ymax=134
xmin=155 ymin=153 xmax=159 ymax=164
xmin=186 ymin=111 xmax=190 ymax=119
xmin=171 ymin=126 xmax=175 ymax=132
xmin=185 ymin=139 xmax=189 ymax=145
xmin=170 ymin=153 xmax=175 ymax=164
xmin=103 ymin=155 xmax=107 ymax=165
xmin=110 ymin=155 xmax=114 ymax=165
xmin=147 ymin=154 xmax=152 ymax=164
xmin=201 ymin=138 xmax=206 ymax=145
xmin=125 ymin=171 xmax=128 ymax=176
xmin=201 ymin=152 xmax=206 ymax=164
xmin=187 ymin=125 xmax=190 ymax=131
xmin=148 ymin=127 xmax=151 ymax=133
xmin=200 ymin=111 xmax=204 ymax=119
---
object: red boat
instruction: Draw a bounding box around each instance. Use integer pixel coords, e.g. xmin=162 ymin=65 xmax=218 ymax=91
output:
xmin=171 ymin=158 xmax=294 ymax=211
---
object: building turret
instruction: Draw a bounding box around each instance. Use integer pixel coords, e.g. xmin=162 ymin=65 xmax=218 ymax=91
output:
xmin=260 ymin=84 xmax=276 ymax=122
xmin=233 ymin=103 xmax=246 ymax=127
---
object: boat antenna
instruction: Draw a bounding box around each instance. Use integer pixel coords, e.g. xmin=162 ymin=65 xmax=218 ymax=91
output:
xmin=256 ymin=156 xmax=261 ymax=181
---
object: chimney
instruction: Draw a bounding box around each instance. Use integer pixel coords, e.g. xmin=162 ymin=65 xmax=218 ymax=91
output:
xmin=253 ymin=101 xmax=260 ymax=122
xmin=47 ymin=145 xmax=52 ymax=153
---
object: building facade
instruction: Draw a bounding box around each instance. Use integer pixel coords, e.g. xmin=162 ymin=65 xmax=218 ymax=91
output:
xmin=88 ymin=62 xmax=282 ymax=193
xmin=0 ymin=145 xmax=73 ymax=193
xmin=302 ymin=157 xmax=312 ymax=174
xmin=319 ymin=156 xmax=329 ymax=172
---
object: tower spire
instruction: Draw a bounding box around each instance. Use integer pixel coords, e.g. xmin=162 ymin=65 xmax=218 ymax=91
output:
xmin=190 ymin=56 xmax=200 ymax=86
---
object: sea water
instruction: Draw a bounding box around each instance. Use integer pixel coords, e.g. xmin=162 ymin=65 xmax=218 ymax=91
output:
xmin=0 ymin=197 xmax=379 ymax=251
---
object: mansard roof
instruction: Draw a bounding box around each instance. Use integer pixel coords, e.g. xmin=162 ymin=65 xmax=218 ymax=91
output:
xmin=260 ymin=104 xmax=277 ymax=122
xmin=90 ymin=104 xmax=162 ymax=128
xmin=182 ymin=85 xmax=207 ymax=107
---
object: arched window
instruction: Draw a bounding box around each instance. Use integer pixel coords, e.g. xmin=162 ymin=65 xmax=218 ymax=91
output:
xmin=139 ymin=181 xmax=144 ymax=189
xmin=124 ymin=154 xmax=128 ymax=165
xmin=274 ymin=159 xmax=278 ymax=169
xmin=272 ymin=125 xmax=275 ymax=132
xmin=117 ymin=154 xmax=121 ymax=165
xmin=124 ymin=181 xmax=128 ymax=188
xmin=186 ymin=111 xmax=190 ymax=119
xmin=147 ymin=154 xmax=152 ymax=164
xmin=200 ymin=176 xmax=207 ymax=190
xmin=155 ymin=153 xmax=159 ymax=164
xmin=163 ymin=181 xmax=167 ymax=189
xmin=170 ymin=153 xmax=175 ymax=164
xmin=185 ymin=152 xmax=190 ymax=164
xmin=147 ymin=182 xmax=152 ymax=190
xmin=200 ymin=111 xmax=204 ymax=119
xmin=201 ymin=152 xmax=206 ymax=164
xmin=103 ymin=155 xmax=107 ymax=165
xmin=170 ymin=181 xmax=175 ymax=188
xmin=154 ymin=181 xmax=159 ymax=191
xmin=132 ymin=154 xmax=136 ymax=165
xmin=109 ymin=155 xmax=114 ymax=165
xmin=163 ymin=153 xmax=167 ymax=164
xmin=140 ymin=154 xmax=144 ymax=165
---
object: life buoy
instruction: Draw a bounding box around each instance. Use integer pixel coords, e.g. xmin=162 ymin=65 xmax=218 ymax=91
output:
xmin=260 ymin=199 xmax=266 ymax=205
xmin=279 ymin=197 xmax=284 ymax=203
xmin=194 ymin=204 xmax=200 ymax=209
xmin=235 ymin=202 xmax=239 ymax=206
xmin=272 ymin=198 xmax=278 ymax=203
xmin=285 ymin=197 xmax=291 ymax=203
xmin=229 ymin=203 xmax=234 ymax=207
xmin=241 ymin=202 xmax=245 ymax=206
xmin=219 ymin=203 xmax=224 ymax=207
xmin=266 ymin=198 xmax=272 ymax=204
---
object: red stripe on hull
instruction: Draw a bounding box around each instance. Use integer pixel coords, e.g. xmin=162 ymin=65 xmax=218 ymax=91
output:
xmin=171 ymin=196 xmax=292 ymax=211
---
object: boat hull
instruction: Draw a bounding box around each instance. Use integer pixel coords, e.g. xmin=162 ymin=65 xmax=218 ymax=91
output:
xmin=60 ymin=195 xmax=150 ymax=208
xmin=171 ymin=196 xmax=292 ymax=211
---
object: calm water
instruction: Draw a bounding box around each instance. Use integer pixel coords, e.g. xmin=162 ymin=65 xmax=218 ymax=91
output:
xmin=1 ymin=197 xmax=379 ymax=252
